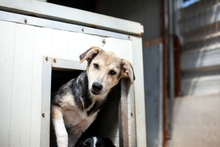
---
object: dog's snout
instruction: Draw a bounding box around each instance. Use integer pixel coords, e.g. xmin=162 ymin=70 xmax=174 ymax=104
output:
xmin=92 ymin=82 xmax=103 ymax=91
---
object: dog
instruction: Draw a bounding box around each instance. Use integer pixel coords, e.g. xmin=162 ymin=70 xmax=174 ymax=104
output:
xmin=51 ymin=46 xmax=135 ymax=147
xmin=75 ymin=137 xmax=116 ymax=147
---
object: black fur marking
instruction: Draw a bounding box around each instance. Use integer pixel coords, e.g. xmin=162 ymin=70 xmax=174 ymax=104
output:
xmin=51 ymin=79 xmax=75 ymax=107
xmin=51 ymin=70 xmax=108 ymax=115
xmin=51 ymin=71 xmax=90 ymax=111
xmin=71 ymin=71 xmax=92 ymax=110
xmin=87 ymin=99 xmax=108 ymax=116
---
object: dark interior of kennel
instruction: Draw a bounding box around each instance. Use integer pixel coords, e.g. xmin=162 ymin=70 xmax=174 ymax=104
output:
xmin=50 ymin=68 xmax=121 ymax=147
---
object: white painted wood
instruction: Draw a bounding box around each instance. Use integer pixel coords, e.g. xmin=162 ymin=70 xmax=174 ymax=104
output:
xmin=0 ymin=21 xmax=15 ymax=147
xmin=40 ymin=58 xmax=52 ymax=147
xmin=0 ymin=0 xmax=144 ymax=35
xmin=68 ymin=33 xmax=85 ymax=61
xmin=30 ymin=27 xmax=43 ymax=147
xmin=9 ymin=23 xmax=25 ymax=147
xmin=20 ymin=24 xmax=35 ymax=147
xmin=0 ymin=10 xmax=130 ymax=40
xmin=0 ymin=18 xmax=144 ymax=147
xmin=167 ymin=94 xmax=220 ymax=147
xmin=131 ymin=37 xmax=147 ymax=147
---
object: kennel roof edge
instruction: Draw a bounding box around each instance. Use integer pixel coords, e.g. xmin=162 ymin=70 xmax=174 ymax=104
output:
xmin=0 ymin=0 xmax=144 ymax=36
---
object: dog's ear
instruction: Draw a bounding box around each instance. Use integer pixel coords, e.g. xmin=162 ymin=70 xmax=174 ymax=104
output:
xmin=79 ymin=46 xmax=102 ymax=63
xmin=121 ymin=59 xmax=135 ymax=84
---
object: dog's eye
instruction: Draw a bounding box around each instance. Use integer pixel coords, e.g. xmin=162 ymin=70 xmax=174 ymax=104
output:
xmin=93 ymin=63 xmax=99 ymax=69
xmin=109 ymin=70 xmax=116 ymax=75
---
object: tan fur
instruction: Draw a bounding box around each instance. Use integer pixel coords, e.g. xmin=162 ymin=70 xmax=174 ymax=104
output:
xmin=86 ymin=50 xmax=122 ymax=97
xmin=52 ymin=47 xmax=135 ymax=147
xmin=52 ymin=106 xmax=62 ymax=120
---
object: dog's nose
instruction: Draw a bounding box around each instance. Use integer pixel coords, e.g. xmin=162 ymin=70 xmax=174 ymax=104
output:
xmin=92 ymin=82 xmax=103 ymax=91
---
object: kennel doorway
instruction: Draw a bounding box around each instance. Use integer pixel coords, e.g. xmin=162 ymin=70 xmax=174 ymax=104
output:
xmin=43 ymin=58 xmax=131 ymax=147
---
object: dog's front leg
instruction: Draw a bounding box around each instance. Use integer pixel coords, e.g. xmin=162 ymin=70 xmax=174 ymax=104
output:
xmin=52 ymin=105 xmax=68 ymax=147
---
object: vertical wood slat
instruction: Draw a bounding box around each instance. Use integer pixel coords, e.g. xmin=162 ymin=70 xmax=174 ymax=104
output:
xmin=0 ymin=21 xmax=15 ymax=147
xmin=9 ymin=23 xmax=25 ymax=147
xmin=20 ymin=24 xmax=35 ymax=147
xmin=40 ymin=57 xmax=52 ymax=147
xmin=30 ymin=26 xmax=45 ymax=147
xmin=120 ymin=79 xmax=129 ymax=147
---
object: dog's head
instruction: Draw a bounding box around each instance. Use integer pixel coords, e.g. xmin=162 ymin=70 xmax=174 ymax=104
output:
xmin=80 ymin=46 xmax=135 ymax=97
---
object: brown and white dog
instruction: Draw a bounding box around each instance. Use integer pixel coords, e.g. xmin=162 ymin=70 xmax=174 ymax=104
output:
xmin=51 ymin=46 xmax=135 ymax=147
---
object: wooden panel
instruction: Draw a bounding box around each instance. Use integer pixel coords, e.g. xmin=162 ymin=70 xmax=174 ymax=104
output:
xmin=20 ymin=24 xmax=35 ymax=147
xmin=51 ymin=29 xmax=69 ymax=59
xmin=40 ymin=58 xmax=52 ymax=147
xmin=120 ymin=79 xmax=129 ymax=147
xmin=0 ymin=21 xmax=15 ymax=147
xmin=0 ymin=0 xmax=144 ymax=35
xmin=9 ymin=23 xmax=25 ymax=147
xmin=30 ymin=27 xmax=44 ymax=147
xmin=167 ymin=94 xmax=220 ymax=147
xmin=0 ymin=20 xmax=140 ymax=147
xmin=68 ymin=33 xmax=85 ymax=61
xmin=132 ymin=37 xmax=147 ymax=147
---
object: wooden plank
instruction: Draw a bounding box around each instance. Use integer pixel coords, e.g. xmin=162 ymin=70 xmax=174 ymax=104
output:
xmin=0 ymin=0 xmax=144 ymax=35
xmin=68 ymin=33 xmax=85 ymax=61
xmin=119 ymin=79 xmax=129 ymax=147
xmin=40 ymin=57 xmax=52 ymax=147
xmin=30 ymin=26 xmax=43 ymax=147
xmin=9 ymin=23 xmax=25 ymax=147
xmin=132 ymin=37 xmax=147 ymax=147
xmin=51 ymin=29 xmax=63 ymax=59
xmin=41 ymin=27 xmax=52 ymax=57
xmin=0 ymin=21 xmax=15 ymax=147
xmin=19 ymin=24 xmax=35 ymax=147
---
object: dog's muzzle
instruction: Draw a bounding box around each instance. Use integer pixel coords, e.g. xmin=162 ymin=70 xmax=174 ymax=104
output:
xmin=91 ymin=82 xmax=103 ymax=95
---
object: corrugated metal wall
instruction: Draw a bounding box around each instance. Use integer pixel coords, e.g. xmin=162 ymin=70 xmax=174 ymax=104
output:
xmin=167 ymin=1 xmax=220 ymax=146
xmin=143 ymin=44 xmax=163 ymax=147
xmin=179 ymin=0 xmax=220 ymax=96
